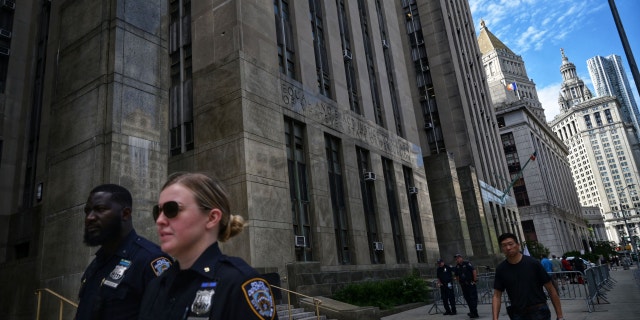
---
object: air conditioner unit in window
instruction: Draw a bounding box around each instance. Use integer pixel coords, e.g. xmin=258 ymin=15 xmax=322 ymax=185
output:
xmin=373 ymin=242 xmax=384 ymax=251
xmin=343 ymin=49 xmax=352 ymax=61
xmin=408 ymin=187 xmax=418 ymax=194
xmin=416 ymin=39 xmax=424 ymax=45
xmin=415 ymin=243 xmax=424 ymax=251
xmin=382 ymin=39 xmax=390 ymax=48
xmin=2 ymin=0 xmax=15 ymax=10
xmin=421 ymin=65 xmax=429 ymax=72
xmin=0 ymin=46 xmax=9 ymax=56
xmin=294 ymin=235 xmax=306 ymax=248
xmin=363 ymin=171 xmax=376 ymax=181
xmin=424 ymin=123 xmax=433 ymax=129
xmin=0 ymin=29 xmax=11 ymax=39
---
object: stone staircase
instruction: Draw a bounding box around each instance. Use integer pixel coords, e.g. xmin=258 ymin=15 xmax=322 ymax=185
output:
xmin=276 ymin=304 xmax=337 ymax=320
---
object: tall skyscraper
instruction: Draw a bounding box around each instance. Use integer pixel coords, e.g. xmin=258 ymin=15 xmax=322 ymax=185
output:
xmin=478 ymin=21 xmax=589 ymax=256
xmin=402 ymin=0 xmax=521 ymax=260
xmin=0 ymin=1 xmax=515 ymax=318
xmin=551 ymin=50 xmax=640 ymax=251
xmin=587 ymin=54 xmax=640 ymax=139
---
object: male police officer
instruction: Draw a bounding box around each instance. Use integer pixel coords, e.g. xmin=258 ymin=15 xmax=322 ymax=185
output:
xmin=76 ymin=184 xmax=172 ymax=320
xmin=436 ymin=258 xmax=457 ymax=315
xmin=454 ymin=253 xmax=478 ymax=318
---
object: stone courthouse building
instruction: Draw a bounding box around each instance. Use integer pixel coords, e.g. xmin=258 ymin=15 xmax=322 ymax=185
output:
xmin=0 ymin=1 xmax=519 ymax=318
xmin=478 ymin=22 xmax=590 ymax=257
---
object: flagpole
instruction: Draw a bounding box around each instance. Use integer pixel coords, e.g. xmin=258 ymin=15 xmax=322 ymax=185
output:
xmin=506 ymin=80 xmax=521 ymax=100
xmin=500 ymin=151 xmax=537 ymax=201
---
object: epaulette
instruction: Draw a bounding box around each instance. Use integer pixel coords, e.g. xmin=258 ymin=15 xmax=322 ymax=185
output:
xmin=134 ymin=236 xmax=162 ymax=253
xmin=220 ymin=256 xmax=258 ymax=276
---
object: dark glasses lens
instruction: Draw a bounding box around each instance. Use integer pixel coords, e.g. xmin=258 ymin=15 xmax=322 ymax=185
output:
xmin=152 ymin=201 xmax=180 ymax=221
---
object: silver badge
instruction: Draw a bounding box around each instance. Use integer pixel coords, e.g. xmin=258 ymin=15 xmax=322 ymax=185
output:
xmin=191 ymin=289 xmax=215 ymax=315
xmin=109 ymin=264 xmax=127 ymax=280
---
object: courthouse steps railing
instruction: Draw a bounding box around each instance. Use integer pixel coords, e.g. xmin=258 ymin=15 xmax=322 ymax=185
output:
xmin=34 ymin=288 xmax=78 ymax=320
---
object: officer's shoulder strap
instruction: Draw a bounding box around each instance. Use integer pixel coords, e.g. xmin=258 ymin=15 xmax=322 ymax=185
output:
xmin=220 ymin=255 xmax=259 ymax=276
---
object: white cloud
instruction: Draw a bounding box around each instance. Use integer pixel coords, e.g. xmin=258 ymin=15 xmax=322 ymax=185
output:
xmin=537 ymin=82 xmax=562 ymax=121
xmin=470 ymin=0 xmax=603 ymax=55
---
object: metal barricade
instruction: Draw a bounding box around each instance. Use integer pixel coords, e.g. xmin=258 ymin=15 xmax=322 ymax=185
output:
xmin=476 ymin=273 xmax=494 ymax=304
xmin=583 ymin=265 xmax=616 ymax=312
xmin=429 ymin=273 xmax=507 ymax=315
xmin=428 ymin=280 xmax=443 ymax=314
xmin=428 ymin=279 xmax=467 ymax=314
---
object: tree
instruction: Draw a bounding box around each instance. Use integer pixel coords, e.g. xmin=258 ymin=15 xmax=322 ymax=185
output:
xmin=522 ymin=240 xmax=550 ymax=259
xmin=589 ymin=240 xmax=617 ymax=260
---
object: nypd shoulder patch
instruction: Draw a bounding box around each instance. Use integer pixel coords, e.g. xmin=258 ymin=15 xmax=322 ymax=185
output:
xmin=241 ymin=278 xmax=276 ymax=320
xmin=150 ymin=257 xmax=172 ymax=276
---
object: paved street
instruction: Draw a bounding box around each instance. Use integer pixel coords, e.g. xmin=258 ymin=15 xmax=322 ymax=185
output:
xmin=382 ymin=268 xmax=640 ymax=320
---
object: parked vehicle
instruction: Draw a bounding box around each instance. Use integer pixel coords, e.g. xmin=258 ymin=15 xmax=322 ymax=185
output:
xmin=566 ymin=256 xmax=596 ymax=268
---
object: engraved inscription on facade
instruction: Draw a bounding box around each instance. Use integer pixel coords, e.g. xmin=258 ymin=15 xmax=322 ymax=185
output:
xmin=280 ymin=80 xmax=419 ymax=164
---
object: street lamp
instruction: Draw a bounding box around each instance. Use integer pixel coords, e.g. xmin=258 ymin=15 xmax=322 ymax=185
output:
xmin=620 ymin=210 xmax=639 ymax=267
xmin=620 ymin=184 xmax=639 ymax=268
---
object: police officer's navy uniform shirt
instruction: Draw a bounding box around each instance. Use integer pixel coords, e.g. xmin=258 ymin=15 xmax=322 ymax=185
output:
xmin=455 ymin=261 xmax=475 ymax=285
xmin=139 ymin=242 xmax=277 ymax=320
xmin=437 ymin=265 xmax=454 ymax=284
xmin=75 ymin=231 xmax=172 ymax=320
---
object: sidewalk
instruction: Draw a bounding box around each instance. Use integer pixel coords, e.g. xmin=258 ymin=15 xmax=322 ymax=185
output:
xmin=381 ymin=268 xmax=640 ymax=320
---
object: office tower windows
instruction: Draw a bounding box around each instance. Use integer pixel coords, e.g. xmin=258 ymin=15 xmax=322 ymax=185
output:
xmin=382 ymin=157 xmax=406 ymax=263
xmin=375 ymin=0 xmax=404 ymax=137
xmin=403 ymin=166 xmax=425 ymax=263
xmin=325 ymin=134 xmax=351 ymax=265
xmin=357 ymin=147 xmax=383 ymax=264
xmin=0 ymin=0 xmax=13 ymax=93
xmin=501 ymin=132 xmax=530 ymax=206
xmin=275 ymin=0 xmax=296 ymax=79
xmin=356 ymin=0 xmax=384 ymax=127
xmin=285 ymin=118 xmax=313 ymax=262
xmin=588 ymin=54 xmax=640 ymax=136
xmin=308 ymin=0 xmax=331 ymax=97
xmin=169 ymin=0 xmax=194 ymax=156
xmin=402 ymin=0 xmax=445 ymax=153
xmin=336 ymin=0 xmax=360 ymax=114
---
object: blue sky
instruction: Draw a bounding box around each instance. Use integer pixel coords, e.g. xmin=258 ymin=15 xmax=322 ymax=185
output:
xmin=469 ymin=0 xmax=640 ymax=121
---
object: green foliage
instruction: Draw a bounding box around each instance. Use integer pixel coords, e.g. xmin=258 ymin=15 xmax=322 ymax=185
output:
xmin=523 ymin=240 xmax=550 ymax=259
xmin=590 ymin=240 xmax=617 ymax=259
xmin=564 ymin=242 xmax=615 ymax=263
xmin=332 ymin=271 xmax=430 ymax=310
xmin=582 ymin=252 xmax=599 ymax=263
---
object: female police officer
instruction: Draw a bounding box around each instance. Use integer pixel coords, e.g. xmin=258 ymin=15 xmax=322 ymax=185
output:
xmin=139 ymin=172 xmax=276 ymax=320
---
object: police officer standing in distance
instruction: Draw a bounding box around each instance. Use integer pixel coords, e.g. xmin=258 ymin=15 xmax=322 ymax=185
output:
xmin=139 ymin=172 xmax=277 ymax=320
xmin=454 ymin=253 xmax=479 ymax=318
xmin=76 ymin=184 xmax=172 ymax=320
xmin=436 ymin=258 xmax=457 ymax=315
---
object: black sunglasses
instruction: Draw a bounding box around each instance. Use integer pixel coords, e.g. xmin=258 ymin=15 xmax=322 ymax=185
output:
xmin=152 ymin=201 xmax=211 ymax=221
xmin=153 ymin=201 xmax=181 ymax=221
